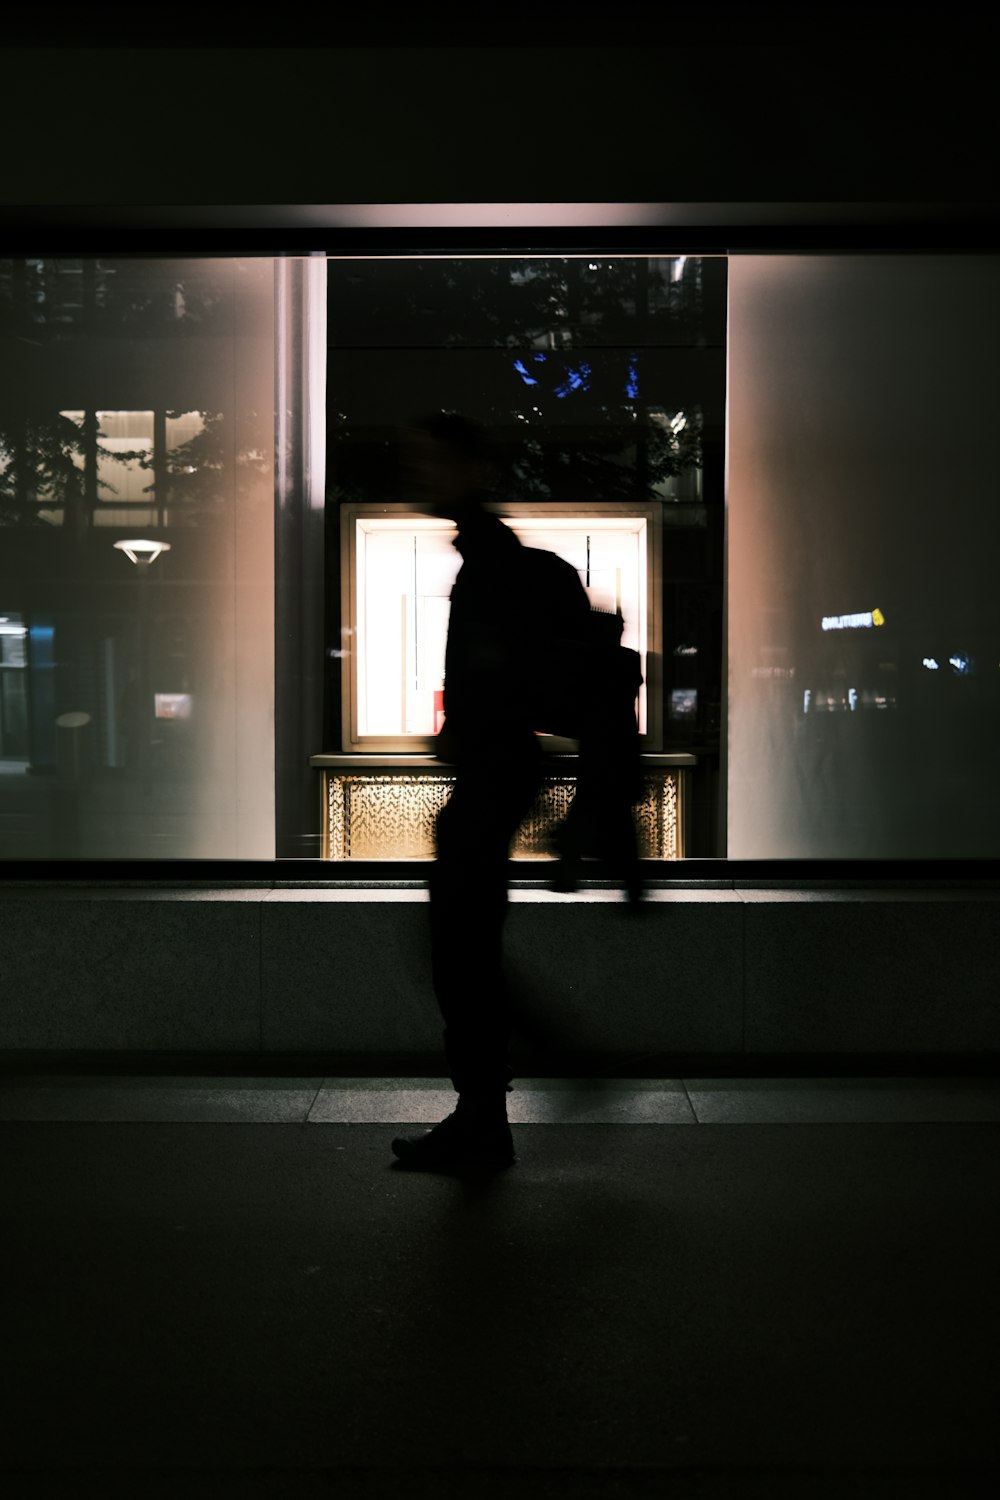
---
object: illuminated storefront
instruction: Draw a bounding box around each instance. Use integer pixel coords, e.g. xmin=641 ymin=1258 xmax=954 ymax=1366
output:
xmin=2 ymin=210 xmax=998 ymax=870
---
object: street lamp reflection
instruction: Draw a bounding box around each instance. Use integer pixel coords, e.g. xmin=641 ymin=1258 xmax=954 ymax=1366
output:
xmin=113 ymin=538 xmax=172 ymax=569
xmin=113 ymin=538 xmax=171 ymax=789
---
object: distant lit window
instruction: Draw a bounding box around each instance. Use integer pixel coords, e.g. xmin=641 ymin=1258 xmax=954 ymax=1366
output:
xmin=95 ymin=411 xmax=155 ymax=522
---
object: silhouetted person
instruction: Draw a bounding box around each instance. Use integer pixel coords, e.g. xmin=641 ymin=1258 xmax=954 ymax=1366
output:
xmin=391 ymin=413 xmax=548 ymax=1172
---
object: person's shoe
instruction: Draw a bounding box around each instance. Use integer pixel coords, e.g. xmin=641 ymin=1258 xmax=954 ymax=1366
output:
xmin=391 ymin=1110 xmax=516 ymax=1173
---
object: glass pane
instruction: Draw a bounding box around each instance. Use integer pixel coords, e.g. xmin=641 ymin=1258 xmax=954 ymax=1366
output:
xmin=727 ymin=254 xmax=1000 ymax=857
xmin=0 ymin=256 xmax=275 ymax=859
xmin=326 ymin=254 xmax=726 ymax=826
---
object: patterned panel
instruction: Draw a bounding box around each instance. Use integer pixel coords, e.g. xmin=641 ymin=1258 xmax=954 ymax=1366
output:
xmin=514 ymin=779 xmax=578 ymax=858
xmin=325 ymin=771 xmax=682 ymax=861
xmin=344 ymin=775 xmax=454 ymax=860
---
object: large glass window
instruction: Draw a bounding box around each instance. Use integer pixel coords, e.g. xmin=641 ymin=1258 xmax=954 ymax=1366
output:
xmin=3 ymin=228 xmax=995 ymax=868
xmin=0 ymin=256 xmax=275 ymax=859
xmin=726 ymin=253 xmax=1000 ymax=858
xmin=321 ymin=254 xmax=728 ymax=857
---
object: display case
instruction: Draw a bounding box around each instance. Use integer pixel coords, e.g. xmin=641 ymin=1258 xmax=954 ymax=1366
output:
xmin=312 ymin=498 xmax=696 ymax=862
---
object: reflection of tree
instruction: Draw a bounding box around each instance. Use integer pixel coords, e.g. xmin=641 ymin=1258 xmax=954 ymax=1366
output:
xmin=327 ymin=256 xmax=706 ymax=353
xmin=140 ymin=409 xmax=272 ymax=522
xmin=0 ymin=410 xmax=143 ymax=529
xmin=0 ymin=256 xmax=251 ymax=532
xmin=0 ymin=406 xmax=271 ymax=532
xmin=327 ymin=256 xmax=708 ymax=506
xmin=0 ymin=258 xmax=229 ymax=341
xmin=504 ymin=401 xmax=702 ymax=505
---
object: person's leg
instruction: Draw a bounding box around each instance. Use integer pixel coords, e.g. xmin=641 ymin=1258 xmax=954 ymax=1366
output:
xmin=393 ymin=762 xmax=539 ymax=1169
xmin=431 ymin=762 xmax=542 ymax=1090
xmin=597 ymin=796 xmax=644 ymax=907
xmin=550 ymin=796 xmax=584 ymax=893
xmin=429 ymin=781 xmax=515 ymax=1101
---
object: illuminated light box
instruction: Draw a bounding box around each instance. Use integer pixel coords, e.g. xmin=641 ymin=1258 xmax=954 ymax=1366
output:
xmin=321 ymin=763 xmax=685 ymax=861
xmin=821 ymin=607 xmax=885 ymax=632
xmin=339 ymin=502 xmax=662 ymax=752
xmin=154 ymin=693 xmax=193 ymax=720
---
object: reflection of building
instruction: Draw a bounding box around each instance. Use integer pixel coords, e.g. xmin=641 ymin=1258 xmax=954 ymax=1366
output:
xmin=43 ymin=409 xmax=208 ymax=531
xmin=0 ymin=254 xmax=276 ymax=857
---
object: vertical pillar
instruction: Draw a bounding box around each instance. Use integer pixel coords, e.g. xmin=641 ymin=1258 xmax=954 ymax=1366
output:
xmin=274 ymin=254 xmax=328 ymax=859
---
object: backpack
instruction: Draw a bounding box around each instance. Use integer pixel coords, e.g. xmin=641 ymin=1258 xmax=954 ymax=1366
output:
xmin=518 ymin=545 xmax=644 ymax=801
xmin=515 ymin=543 xmax=645 ymax=900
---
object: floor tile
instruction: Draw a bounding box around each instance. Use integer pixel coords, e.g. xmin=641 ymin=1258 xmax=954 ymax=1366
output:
xmin=307 ymin=1078 xmax=696 ymax=1124
xmin=0 ymin=1077 xmax=321 ymax=1123
xmin=307 ymin=1087 xmax=455 ymax=1124
xmin=685 ymin=1077 xmax=1000 ymax=1124
xmin=509 ymin=1081 xmax=696 ymax=1124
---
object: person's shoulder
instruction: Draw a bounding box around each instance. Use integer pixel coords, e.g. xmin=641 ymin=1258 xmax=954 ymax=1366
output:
xmin=517 ymin=545 xmax=591 ymax=626
xmin=518 ymin=543 xmax=572 ymax=577
xmin=525 ymin=545 xmax=585 ymax=589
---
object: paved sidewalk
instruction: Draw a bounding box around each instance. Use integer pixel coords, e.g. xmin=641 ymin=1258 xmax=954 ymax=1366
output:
xmin=0 ymin=1077 xmax=998 ymax=1498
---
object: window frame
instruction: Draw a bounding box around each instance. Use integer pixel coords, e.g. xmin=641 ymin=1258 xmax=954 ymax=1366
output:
xmin=338 ymin=498 xmax=663 ymax=755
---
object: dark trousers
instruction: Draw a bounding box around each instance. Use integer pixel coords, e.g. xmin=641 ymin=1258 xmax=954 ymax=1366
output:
xmin=429 ymin=759 xmax=542 ymax=1098
xmin=553 ymin=780 xmax=643 ymax=904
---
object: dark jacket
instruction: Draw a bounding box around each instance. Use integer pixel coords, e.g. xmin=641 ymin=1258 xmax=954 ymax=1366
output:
xmin=441 ymin=508 xmax=539 ymax=764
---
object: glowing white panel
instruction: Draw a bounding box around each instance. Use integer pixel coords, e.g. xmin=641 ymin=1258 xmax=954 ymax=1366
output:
xmin=349 ymin=509 xmax=650 ymax=746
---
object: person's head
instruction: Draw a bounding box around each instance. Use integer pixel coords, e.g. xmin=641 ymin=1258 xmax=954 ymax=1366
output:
xmin=402 ymin=412 xmax=497 ymax=522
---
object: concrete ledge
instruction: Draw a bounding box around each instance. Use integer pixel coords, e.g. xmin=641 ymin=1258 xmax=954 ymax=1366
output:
xmin=742 ymin=890 xmax=1000 ymax=1054
xmin=0 ymin=888 xmax=262 ymax=1051
xmin=2 ymin=884 xmax=999 ymax=1060
xmin=505 ymin=890 xmax=744 ymax=1057
xmin=261 ymin=890 xmax=438 ymax=1052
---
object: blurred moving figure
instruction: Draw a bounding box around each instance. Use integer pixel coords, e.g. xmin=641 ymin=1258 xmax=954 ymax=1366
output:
xmin=392 ymin=413 xmax=542 ymax=1172
xmin=390 ymin=412 xmax=642 ymax=1173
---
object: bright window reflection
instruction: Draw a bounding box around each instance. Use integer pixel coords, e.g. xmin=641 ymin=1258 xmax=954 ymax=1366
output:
xmin=96 ymin=411 xmax=154 ymax=525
